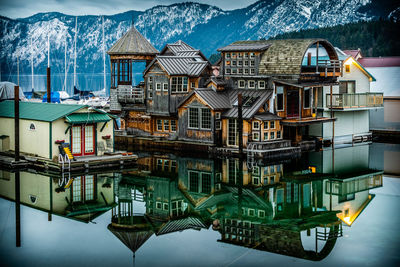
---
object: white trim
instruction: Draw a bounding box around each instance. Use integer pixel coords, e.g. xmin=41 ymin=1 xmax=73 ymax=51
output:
xmin=163 ymin=83 xmax=168 ymax=92
xmin=258 ymin=80 xmax=265 ymax=89
xmin=252 ymin=121 xmax=260 ymax=130
xmin=248 ymin=80 xmax=255 ymax=89
xmin=156 ymin=83 xmax=161 ymax=91
xmin=238 ymin=80 xmax=245 ymax=88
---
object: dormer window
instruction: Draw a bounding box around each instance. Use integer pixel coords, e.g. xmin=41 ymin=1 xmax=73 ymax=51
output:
xmin=250 ymin=52 xmax=255 ymax=58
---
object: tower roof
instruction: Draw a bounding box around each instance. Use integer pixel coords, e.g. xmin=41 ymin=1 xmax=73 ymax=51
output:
xmin=107 ymin=26 xmax=158 ymax=56
xmin=108 ymin=224 xmax=153 ymax=253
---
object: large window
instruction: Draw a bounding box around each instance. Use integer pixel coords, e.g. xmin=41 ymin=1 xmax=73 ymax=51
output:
xmin=188 ymin=107 xmax=211 ymax=130
xmin=118 ymin=60 xmax=131 ymax=84
xmin=276 ymin=86 xmax=284 ymax=111
xmin=188 ymin=171 xmax=212 ymax=194
xmin=171 ymin=77 xmax=188 ymax=92
xmin=339 ymin=81 xmax=355 ymax=94
xmin=228 ymin=119 xmax=237 ymax=146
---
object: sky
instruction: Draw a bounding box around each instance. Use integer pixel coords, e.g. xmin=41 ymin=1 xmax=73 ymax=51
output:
xmin=0 ymin=0 xmax=260 ymax=19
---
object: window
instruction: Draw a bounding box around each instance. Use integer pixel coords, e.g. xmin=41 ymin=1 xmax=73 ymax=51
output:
xmin=189 ymin=171 xmax=200 ymax=192
xmin=118 ymin=59 xmax=131 ymax=84
xmin=258 ymin=210 xmax=265 ymax=218
xmin=264 ymin=121 xmax=269 ymax=130
xmin=215 ymin=121 xmax=221 ymax=130
xmin=191 ymin=82 xmax=195 ymax=89
xmin=258 ymin=80 xmax=265 ymax=89
xmin=226 ymin=68 xmax=231 ymax=74
xmin=215 ymin=112 xmax=221 ymax=119
xmin=164 ymin=120 xmax=169 ymax=131
xmin=232 ymin=61 xmax=237 ymax=66
xmin=232 ymin=68 xmax=237 ymax=74
xmin=149 ymin=77 xmax=153 ymax=83
xmin=226 ymin=53 xmax=231 ymax=59
xmin=156 ymin=202 xmax=162 ymax=209
xmin=252 ymin=132 xmax=260 ymax=141
xmin=238 ymin=80 xmax=245 ymax=88
xmin=189 ymin=108 xmax=199 ymax=128
xmin=171 ymin=77 xmax=188 ymax=92
xmin=345 ymin=64 xmax=350 ymax=73
xmin=226 ymin=61 xmax=231 ymax=65
xmin=248 ymin=209 xmax=255 ymax=216
xmin=248 ymin=80 xmax=255 ymax=88
xmin=148 ymin=84 xmax=153 ymax=99
xmin=238 ymin=53 xmax=242 ymax=58
xmin=201 ymin=173 xmax=212 ymax=193
xmin=188 ymin=108 xmax=211 ymax=130
xmin=263 ymin=132 xmax=269 ymax=140
xmin=201 ymin=109 xmax=211 ymax=129
xmin=276 ymin=86 xmax=284 ymax=111
xmin=250 ymin=60 xmax=255 ymax=66
xmin=171 ymin=120 xmax=177 ymax=132
xmin=339 ymin=81 xmax=355 ymax=94
xmin=270 ymin=131 xmax=275 ymax=140
xmin=238 ymin=61 xmax=243 ymax=66
xmin=244 ymin=69 xmax=249 ymax=74
xmin=250 ymin=52 xmax=255 ymax=58
xmin=277 ymin=130 xmax=281 ymax=139
xmin=157 ymin=119 xmax=162 ymax=131
xmin=232 ymin=52 xmax=236 ymax=58
xmin=252 ymin=121 xmax=260 ymax=130
xmin=238 ymin=68 xmax=243 ymax=74
xmin=163 ymin=203 xmax=169 ymax=210
xmin=304 ymin=87 xmax=311 ymax=109
xmin=244 ymin=61 xmax=249 ymax=66
xmin=250 ymin=69 xmax=255 ymax=75
xmin=270 ymin=121 xmax=275 ymax=129
xmin=163 ymin=83 xmax=168 ymax=92
xmin=156 ymin=83 xmax=161 ymax=91
xmin=244 ymin=53 xmax=248 ymax=58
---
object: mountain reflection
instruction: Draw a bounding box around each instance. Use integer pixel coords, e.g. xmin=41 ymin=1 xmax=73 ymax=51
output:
xmin=0 ymin=144 xmax=383 ymax=261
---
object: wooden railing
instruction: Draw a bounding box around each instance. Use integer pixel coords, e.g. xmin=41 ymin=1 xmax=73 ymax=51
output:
xmin=317 ymin=59 xmax=343 ymax=77
xmin=117 ymin=87 xmax=144 ymax=103
xmin=326 ymin=92 xmax=384 ymax=109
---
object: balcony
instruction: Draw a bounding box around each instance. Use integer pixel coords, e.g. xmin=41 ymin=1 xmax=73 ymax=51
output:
xmin=326 ymin=93 xmax=384 ymax=110
xmin=300 ymin=59 xmax=343 ymax=82
xmin=117 ymin=87 xmax=144 ymax=104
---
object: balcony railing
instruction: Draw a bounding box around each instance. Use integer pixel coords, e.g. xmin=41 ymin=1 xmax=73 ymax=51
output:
xmin=317 ymin=59 xmax=343 ymax=77
xmin=326 ymin=93 xmax=384 ymax=109
xmin=117 ymin=87 xmax=144 ymax=104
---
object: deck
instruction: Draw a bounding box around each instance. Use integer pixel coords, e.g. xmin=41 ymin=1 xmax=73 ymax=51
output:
xmin=282 ymin=117 xmax=336 ymax=126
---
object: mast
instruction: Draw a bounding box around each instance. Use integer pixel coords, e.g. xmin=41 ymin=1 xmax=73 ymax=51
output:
xmin=64 ymin=36 xmax=67 ymax=91
xmin=73 ymin=16 xmax=78 ymax=90
xmin=47 ymin=31 xmax=51 ymax=103
xmin=102 ymin=16 xmax=106 ymax=91
xmin=31 ymin=37 xmax=34 ymax=91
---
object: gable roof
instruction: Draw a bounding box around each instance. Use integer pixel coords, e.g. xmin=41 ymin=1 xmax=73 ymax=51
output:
xmin=343 ymin=57 xmax=376 ymax=81
xmin=218 ymin=40 xmax=271 ymax=52
xmin=223 ymin=90 xmax=273 ymax=119
xmin=0 ymin=101 xmax=86 ymax=122
xmin=343 ymin=49 xmax=362 ymax=60
xmin=107 ymin=26 xmax=158 ymax=56
xmin=192 ymin=88 xmax=232 ymax=110
xmin=358 ymin=57 xmax=400 ymax=68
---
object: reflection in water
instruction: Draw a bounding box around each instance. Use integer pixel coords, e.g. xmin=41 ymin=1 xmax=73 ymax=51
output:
xmin=0 ymin=144 xmax=385 ymax=264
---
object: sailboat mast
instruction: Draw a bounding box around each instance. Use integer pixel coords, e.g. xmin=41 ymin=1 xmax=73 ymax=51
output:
xmin=31 ymin=37 xmax=34 ymax=90
xmin=73 ymin=16 xmax=78 ymax=89
xmin=102 ymin=16 xmax=106 ymax=90
xmin=64 ymin=36 xmax=67 ymax=91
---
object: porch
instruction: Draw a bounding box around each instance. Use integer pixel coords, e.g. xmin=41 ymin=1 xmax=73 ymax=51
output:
xmin=326 ymin=92 xmax=384 ymax=110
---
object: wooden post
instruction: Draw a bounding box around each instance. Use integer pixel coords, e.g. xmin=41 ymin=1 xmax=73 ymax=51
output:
xmin=316 ymin=42 xmax=319 ymax=74
xmin=47 ymin=67 xmax=51 ymax=103
xmin=330 ymin=85 xmax=334 ymax=147
xmin=315 ymin=87 xmax=318 ymax=119
xmin=307 ymin=52 xmax=311 ymax=66
xmin=238 ymin=94 xmax=243 ymax=156
xmin=14 ymin=86 xmax=20 ymax=162
xmin=15 ymin=171 xmax=21 ymax=247
xmin=299 ymin=90 xmax=302 ymax=120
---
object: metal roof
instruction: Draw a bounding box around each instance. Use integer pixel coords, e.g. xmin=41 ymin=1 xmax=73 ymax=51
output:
xmin=157 ymin=216 xmax=207 ymax=235
xmin=254 ymin=112 xmax=282 ymax=121
xmin=153 ymin=56 xmax=208 ymax=76
xmin=195 ymin=89 xmax=231 ymax=110
xmin=107 ymin=224 xmax=153 ymax=253
xmin=223 ymin=89 xmax=273 ymax=119
xmin=218 ymin=40 xmax=271 ymax=52
xmin=164 ymin=40 xmax=196 ymax=54
xmin=65 ymin=112 xmax=111 ymax=124
xmin=107 ymin=26 xmax=158 ymax=55
xmin=0 ymin=101 xmax=85 ymax=122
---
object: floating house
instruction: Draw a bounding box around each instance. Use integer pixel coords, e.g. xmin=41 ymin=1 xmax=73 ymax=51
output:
xmin=0 ymin=101 xmax=115 ymax=159
xmin=109 ymin=25 xmax=380 ymax=155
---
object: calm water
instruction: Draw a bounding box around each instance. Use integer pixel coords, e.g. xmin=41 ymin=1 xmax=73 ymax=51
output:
xmin=0 ymin=143 xmax=399 ymax=267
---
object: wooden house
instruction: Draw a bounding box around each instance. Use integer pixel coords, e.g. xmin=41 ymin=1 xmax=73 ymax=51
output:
xmin=0 ymin=101 xmax=114 ymax=159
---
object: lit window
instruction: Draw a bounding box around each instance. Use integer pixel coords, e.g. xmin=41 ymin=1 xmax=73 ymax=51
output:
xmin=239 ymin=80 xmax=245 ymax=88
xmin=157 ymin=119 xmax=162 ymax=131
xmin=345 ymin=64 xmax=350 ymax=73
xmin=252 ymin=121 xmax=260 ymax=130
xmin=156 ymin=83 xmax=161 ymax=91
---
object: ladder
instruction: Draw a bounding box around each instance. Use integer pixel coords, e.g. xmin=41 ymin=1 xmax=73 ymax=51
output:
xmin=247 ymin=142 xmax=256 ymax=169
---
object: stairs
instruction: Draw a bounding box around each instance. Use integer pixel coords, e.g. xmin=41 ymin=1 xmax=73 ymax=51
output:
xmin=63 ymin=146 xmax=74 ymax=160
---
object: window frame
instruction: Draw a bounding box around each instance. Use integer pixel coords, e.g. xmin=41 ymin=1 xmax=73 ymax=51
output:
xmin=163 ymin=83 xmax=168 ymax=92
xmin=248 ymin=80 xmax=255 ymax=89
xmin=156 ymin=83 xmax=161 ymax=91
xmin=258 ymin=80 xmax=265 ymax=89
xmin=252 ymin=121 xmax=260 ymax=130
xmin=303 ymin=87 xmax=311 ymax=109
xmin=238 ymin=80 xmax=245 ymax=88
xmin=276 ymin=86 xmax=284 ymax=111
xmin=188 ymin=107 xmax=212 ymax=130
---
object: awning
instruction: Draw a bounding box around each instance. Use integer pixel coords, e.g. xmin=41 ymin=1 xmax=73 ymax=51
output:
xmin=65 ymin=112 xmax=112 ymax=124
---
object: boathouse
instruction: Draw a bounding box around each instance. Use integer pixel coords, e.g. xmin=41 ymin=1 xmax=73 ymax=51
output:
xmin=0 ymin=101 xmax=115 ymax=160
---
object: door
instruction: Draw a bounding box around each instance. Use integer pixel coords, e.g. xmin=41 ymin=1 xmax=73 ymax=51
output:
xmin=287 ymin=90 xmax=299 ymax=118
xmin=71 ymin=125 xmax=95 ymax=156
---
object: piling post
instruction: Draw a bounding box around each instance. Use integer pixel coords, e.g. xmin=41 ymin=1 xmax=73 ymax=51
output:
xmin=47 ymin=67 xmax=51 ymax=103
xmin=14 ymin=86 xmax=20 ymax=161
xmin=238 ymin=93 xmax=243 ymax=156
xmin=15 ymin=171 xmax=21 ymax=247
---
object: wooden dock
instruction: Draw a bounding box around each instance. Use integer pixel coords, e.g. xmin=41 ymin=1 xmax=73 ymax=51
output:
xmin=0 ymin=152 xmax=137 ymax=173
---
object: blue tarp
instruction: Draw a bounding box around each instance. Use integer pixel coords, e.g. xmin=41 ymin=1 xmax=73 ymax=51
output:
xmin=42 ymin=92 xmax=61 ymax=103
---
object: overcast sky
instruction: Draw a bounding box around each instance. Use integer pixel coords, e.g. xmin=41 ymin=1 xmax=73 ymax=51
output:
xmin=0 ymin=0 xmax=260 ymax=19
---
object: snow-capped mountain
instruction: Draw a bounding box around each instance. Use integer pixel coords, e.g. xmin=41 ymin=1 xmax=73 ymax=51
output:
xmin=0 ymin=0 xmax=398 ymax=75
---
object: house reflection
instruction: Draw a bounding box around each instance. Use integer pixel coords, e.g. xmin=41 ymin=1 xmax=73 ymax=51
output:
xmin=0 ymin=170 xmax=116 ymax=223
xmin=108 ymin=144 xmax=382 ymax=260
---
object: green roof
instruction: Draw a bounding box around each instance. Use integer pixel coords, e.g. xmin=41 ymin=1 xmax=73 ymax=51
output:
xmin=0 ymin=101 xmax=85 ymax=122
xmin=65 ymin=112 xmax=111 ymax=124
